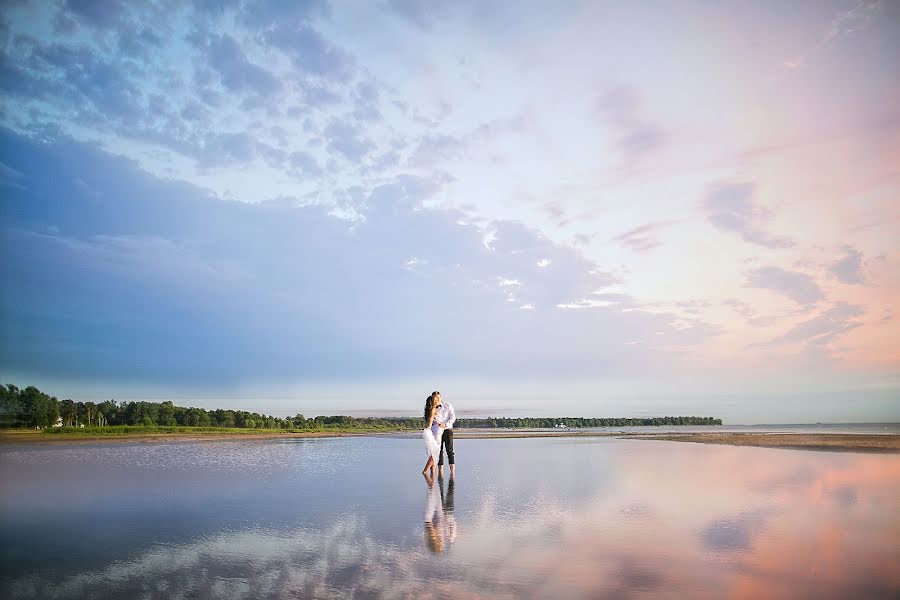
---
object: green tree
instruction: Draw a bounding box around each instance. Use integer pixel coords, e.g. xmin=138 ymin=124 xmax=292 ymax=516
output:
xmin=60 ymin=399 xmax=77 ymax=426
xmin=19 ymin=387 xmax=59 ymax=428
xmin=98 ymin=400 xmax=119 ymax=425
xmin=0 ymin=384 xmax=21 ymax=427
xmin=158 ymin=401 xmax=176 ymax=426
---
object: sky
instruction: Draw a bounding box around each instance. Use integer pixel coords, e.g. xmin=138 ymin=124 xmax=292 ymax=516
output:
xmin=0 ymin=0 xmax=898 ymax=422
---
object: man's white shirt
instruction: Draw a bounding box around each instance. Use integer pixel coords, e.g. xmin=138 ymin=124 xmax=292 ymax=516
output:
xmin=437 ymin=402 xmax=455 ymax=430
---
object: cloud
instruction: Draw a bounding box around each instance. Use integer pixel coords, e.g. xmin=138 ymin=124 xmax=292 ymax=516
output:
xmin=206 ymin=33 xmax=281 ymax=95
xmin=0 ymin=2 xmax=383 ymax=180
xmin=767 ymin=302 xmax=864 ymax=346
xmin=407 ymin=133 xmax=465 ymax=167
xmin=611 ymin=220 xmax=673 ymax=252
xmin=116 ymin=24 xmax=164 ymax=60
xmin=287 ymin=149 xmax=323 ymax=176
xmin=778 ymin=0 xmax=884 ymax=73
xmin=351 ymin=81 xmax=382 ymax=122
xmin=745 ymin=266 xmax=824 ymax=305
xmin=240 ymin=0 xmax=330 ymax=29
xmin=23 ymin=40 xmax=144 ymax=120
xmin=722 ymin=298 xmax=756 ymax=319
xmin=828 ymin=245 xmax=865 ymax=284
xmin=197 ymin=131 xmax=258 ymax=167
xmin=823 ymin=0 xmax=883 ymax=46
xmin=63 ymin=0 xmax=129 ymax=29
xmin=702 ymin=182 xmax=794 ymax=249
xmin=596 ymin=86 xmax=666 ymax=163
xmin=0 ymin=159 xmax=25 ymax=189
xmin=0 ymin=131 xmax=707 ymax=383
xmin=384 ymin=0 xmax=439 ymax=31
xmin=264 ymin=24 xmax=354 ymax=80
xmin=323 ymin=120 xmax=374 ymax=161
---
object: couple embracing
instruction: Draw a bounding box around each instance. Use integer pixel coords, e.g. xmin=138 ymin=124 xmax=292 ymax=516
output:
xmin=422 ymin=391 xmax=455 ymax=479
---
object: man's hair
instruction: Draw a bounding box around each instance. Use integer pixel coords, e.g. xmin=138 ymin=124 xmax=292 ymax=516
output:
xmin=432 ymin=390 xmax=441 ymax=396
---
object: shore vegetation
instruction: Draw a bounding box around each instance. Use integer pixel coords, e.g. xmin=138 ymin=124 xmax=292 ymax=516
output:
xmin=1 ymin=384 xmax=721 ymax=439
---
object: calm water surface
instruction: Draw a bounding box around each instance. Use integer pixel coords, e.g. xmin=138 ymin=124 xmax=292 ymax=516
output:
xmin=1 ymin=437 xmax=898 ymax=599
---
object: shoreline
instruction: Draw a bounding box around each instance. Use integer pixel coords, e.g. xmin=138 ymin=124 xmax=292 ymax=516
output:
xmin=632 ymin=432 xmax=900 ymax=453
xmin=2 ymin=429 xmax=898 ymax=452
xmin=0 ymin=430 xmax=397 ymax=445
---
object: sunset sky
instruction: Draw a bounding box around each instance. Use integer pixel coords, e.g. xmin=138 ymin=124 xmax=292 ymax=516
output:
xmin=1 ymin=1 xmax=898 ymax=422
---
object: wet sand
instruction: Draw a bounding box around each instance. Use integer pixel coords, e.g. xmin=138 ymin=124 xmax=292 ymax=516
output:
xmin=635 ymin=432 xmax=900 ymax=453
xmin=3 ymin=429 xmax=898 ymax=451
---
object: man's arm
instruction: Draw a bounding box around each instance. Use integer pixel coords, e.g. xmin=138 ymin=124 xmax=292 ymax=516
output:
xmin=445 ymin=403 xmax=456 ymax=429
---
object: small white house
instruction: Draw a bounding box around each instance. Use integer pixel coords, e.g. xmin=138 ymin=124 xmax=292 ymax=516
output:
xmin=53 ymin=417 xmax=63 ymax=428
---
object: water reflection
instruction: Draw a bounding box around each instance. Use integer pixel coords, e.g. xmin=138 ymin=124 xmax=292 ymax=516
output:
xmin=423 ymin=477 xmax=458 ymax=553
xmin=1 ymin=438 xmax=898 ymax=599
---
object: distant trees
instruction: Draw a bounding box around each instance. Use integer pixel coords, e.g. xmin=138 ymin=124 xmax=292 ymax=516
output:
xmin=455 ymin=416 xmax=724 ymax=428
xmin=60 ymin=399 xmax=77 ymax=426
xmin=0 ymin=385 xmax=61 ymax=428
xmin=0 ymin=384 xmax=723 ymax=430
xmin=1 ymin=384 xmax=22 ymax=427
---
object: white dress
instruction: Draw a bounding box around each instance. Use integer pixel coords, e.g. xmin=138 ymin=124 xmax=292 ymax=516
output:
xmin=423 ymin=419 xmax=440 ymax=461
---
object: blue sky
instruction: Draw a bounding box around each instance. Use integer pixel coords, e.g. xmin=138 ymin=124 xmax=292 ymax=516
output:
xmin=1 ymin=1 xmax=898 ymax=422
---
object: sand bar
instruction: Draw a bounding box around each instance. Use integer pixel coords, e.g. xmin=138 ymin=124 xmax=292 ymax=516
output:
xmin=633 ymin=432 xmax=900 ymax=453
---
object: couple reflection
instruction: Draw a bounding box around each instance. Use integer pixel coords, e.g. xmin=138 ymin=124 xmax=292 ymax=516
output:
xmin=423 ymin=476 xmax=457 ymax=553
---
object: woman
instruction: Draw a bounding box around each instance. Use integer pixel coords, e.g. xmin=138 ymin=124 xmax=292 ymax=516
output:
xmin=422 ymin=394 xmax=443 ymax=478
xmin=423 ymin=477 xmax=445 ymax=554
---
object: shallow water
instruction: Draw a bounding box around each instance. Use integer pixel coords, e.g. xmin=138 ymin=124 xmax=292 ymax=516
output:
xmin=1 ymin=437 xmax=898 ymax=599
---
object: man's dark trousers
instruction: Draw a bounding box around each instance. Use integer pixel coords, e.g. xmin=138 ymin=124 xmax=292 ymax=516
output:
xmin=438 ymin=429 xmax=454 ymax=466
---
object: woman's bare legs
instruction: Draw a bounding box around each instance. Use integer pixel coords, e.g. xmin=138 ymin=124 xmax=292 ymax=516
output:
xmin=422 ymin=455 xmax=435 ymax=477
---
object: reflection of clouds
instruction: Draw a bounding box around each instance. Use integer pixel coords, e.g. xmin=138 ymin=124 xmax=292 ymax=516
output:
xmin=699 ymin=509 xmax=773 ymax=553
xmin=9 ymin=519 xmax=431 ymax=599
xmin=5 ymin=444 xmax=899 ymax=599
xmin=618 ymin=503 xmax=654 ymax=519
xmin=829 ymin=485 xmax=857 ymax=509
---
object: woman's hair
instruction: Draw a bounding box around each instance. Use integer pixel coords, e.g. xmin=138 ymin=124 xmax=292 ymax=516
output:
xmin=424 ymin=394 xmax=434 ymax=421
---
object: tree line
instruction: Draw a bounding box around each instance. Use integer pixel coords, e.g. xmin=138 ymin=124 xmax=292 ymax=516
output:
xmin=0 ymin=384 xmax=722 ymax=430
xmin=455 ymin=416 xmax=722 ymax=428
xmin=1 ymin=385 xmax=324 ymax=430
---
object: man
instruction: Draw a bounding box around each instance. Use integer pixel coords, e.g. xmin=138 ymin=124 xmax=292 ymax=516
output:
xmin=433 ymin=390 xmax=456 ymax=478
